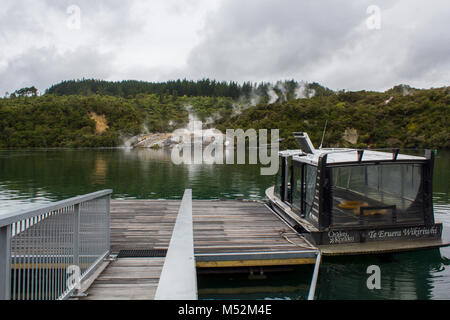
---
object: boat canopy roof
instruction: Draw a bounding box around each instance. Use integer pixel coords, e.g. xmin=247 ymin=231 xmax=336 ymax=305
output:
xmin=289 ymin=148 xmax=427 ymax=166
xmin=285 ymin=132 xmax=427 ymax=166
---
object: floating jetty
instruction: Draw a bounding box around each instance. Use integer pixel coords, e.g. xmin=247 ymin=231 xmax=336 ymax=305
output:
xmin=0 ymin=189 xmax=321 ymax=301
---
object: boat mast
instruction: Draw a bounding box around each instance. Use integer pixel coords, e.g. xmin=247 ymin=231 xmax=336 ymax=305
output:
xmin=319 ymin=120 xmax=328 ymax=150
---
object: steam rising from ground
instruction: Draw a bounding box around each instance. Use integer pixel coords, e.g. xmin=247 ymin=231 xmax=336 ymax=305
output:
xmin=123 ymin=81 xmax=318 ymax=145
xmin=233 ymin=80 xmax=316 ymax=115
xmin=295 ymin=81 xmax=316 ymax=99
xmin=400 ymin=85 xmax=412 ymax=96
xmin=263 ymin=80 xmax=316 ymax=104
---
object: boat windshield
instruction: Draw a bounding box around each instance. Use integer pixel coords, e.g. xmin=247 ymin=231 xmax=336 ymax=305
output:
xmin=330 ymin=163 xmax=424 ymax=227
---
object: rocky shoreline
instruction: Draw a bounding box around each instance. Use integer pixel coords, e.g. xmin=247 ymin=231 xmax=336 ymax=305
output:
xmin=132 ymin=133 xmax=176 ymax=149
xmin=130 ymin=132 xmax=226 ymax=149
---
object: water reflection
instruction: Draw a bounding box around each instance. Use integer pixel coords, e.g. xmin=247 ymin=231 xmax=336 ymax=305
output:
xmin=196 ymin=248 xmax=450 ymax=300
xmin=0 ymin=148 xmax=274 ymax=212
xmin=91 ymin=157 xmax=108 ymax=185
xmin=316 ymin=249 xmax=447 ymax=300
xmin=197 ymin=266 xmax=314 ymax=300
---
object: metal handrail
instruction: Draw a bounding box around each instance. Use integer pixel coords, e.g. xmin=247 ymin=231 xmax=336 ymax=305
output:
xmin=155 ymin=189 xmax=197 ymax=300
xmin=0 ymin=190 xmax=112 ymax=300
xmin=0 ymin=190 xmax=112 ymax=228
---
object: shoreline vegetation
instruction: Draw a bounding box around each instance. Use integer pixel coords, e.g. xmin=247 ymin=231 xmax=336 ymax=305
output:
xmin=0 ymin=79 xmax=449 ymax=150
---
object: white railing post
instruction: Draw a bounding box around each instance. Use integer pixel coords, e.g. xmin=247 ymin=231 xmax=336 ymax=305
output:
xmin=105 ymin=195 xmax=110 ymax=254
xmin=307 ymin=251 xmax=322 ymax=300
xmin=0 ymin=225 xmax=11 ymax=300
xmin=73 ymin=203 xmax=80 ymax=269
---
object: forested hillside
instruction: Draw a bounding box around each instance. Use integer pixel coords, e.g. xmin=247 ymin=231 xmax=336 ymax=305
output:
xmin=216 ymin=86 xmax=450 ymax=149
xmin=0 ymin=79 xmax=448 ymax=149
xmin=45 ymin=79 xmax=331 ymax=100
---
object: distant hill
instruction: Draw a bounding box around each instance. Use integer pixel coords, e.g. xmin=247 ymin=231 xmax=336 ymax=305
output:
xmin=216 ymin=85 xmax=450 ymax=149
xmin=0 ymin=80 xmax=448 ymax=149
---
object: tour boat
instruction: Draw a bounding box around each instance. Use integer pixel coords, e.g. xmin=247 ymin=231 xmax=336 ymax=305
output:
xmin=266 ymin=132 xmax=450 ymax=255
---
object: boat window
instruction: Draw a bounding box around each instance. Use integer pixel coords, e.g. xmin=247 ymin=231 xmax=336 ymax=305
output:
xmin=330 ymin=163 xmax=424 ymax=227
xmin=285 ymin=156 xmax=293 ymax=203
xmin=292 ymin=165 xmax=302 ymax=211
xmin=274 ymin=158 xmax=283 ymax=198
xmin=304 ymin=165 xmax=318 ymax=221
xmin=291 ymin=162 xmax=318 ymax=224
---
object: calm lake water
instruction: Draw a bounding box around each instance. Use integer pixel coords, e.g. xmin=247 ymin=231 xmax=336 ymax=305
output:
xmin=0 ymin=148 xmax=449 ymax=300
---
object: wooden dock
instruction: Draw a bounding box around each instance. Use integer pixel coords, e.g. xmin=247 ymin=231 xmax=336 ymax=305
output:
xmin=81 ymin=197 xmax=319 ymax=300
xmin=192 ymin=200 xmax=317 ymax=268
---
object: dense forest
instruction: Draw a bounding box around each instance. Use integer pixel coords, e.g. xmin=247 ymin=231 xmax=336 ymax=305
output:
xmin=0 ymin=79 xmax=448 ymax=149
xmin=45 ymin=79 xmax=332 ymax=100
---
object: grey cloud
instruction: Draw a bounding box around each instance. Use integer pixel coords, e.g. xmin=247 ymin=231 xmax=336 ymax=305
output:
xmin=395 ymin=11 xmax=450 ymax=81
xmin=43 ymin=0 xmax=141 ymax=44
xmin=0 ymin=0 xmax=448 ymax=94
xmin=184 ymin=0 xmax=450 ymax=90
xmin=0 ymin=0 xmax=138 ymax=94
xmin=0 ymin=46 xmax=115 ymax=95
xmin=185 ymin=0 xmax=374 ymax=81
xmin=0 ymin=1 xmax=141 ymax=50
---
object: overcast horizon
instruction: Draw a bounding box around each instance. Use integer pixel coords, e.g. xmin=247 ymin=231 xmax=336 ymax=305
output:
xmin=1 ymin=0 xmax=449 ymax=95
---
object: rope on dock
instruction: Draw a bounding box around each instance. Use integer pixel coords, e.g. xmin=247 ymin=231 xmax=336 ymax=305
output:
xmin=278 ymin=229 xmax=316 ymax=250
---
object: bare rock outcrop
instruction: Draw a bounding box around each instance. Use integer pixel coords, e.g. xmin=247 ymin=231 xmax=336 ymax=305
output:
xmin=342 ymin=128 xmax=358 ymax=145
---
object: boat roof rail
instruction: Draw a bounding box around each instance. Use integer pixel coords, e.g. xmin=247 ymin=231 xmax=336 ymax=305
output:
xmin=279 ymin=150 xmax=306 ymax=157
xmin=292 ymin=148 xmax=427 ymax=166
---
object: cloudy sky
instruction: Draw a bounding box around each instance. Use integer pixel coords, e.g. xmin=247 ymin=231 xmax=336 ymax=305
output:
xmin=1 ymin=0 xmax=449 ymax=95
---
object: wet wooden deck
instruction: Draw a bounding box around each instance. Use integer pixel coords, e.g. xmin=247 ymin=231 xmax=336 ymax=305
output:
xmin=82 ymin=199 xmax=318 ymax=300
xmin=82 ymin=257 xmax=165 ymax=300
xmin=192 ymin=200 xmax=317 ymax=267
xmin=107 ymin=199 xmax=316 ymax=255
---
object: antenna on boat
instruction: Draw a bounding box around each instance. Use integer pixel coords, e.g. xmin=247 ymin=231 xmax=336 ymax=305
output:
xmin=319 ymin=120 xmax=328 ymax=149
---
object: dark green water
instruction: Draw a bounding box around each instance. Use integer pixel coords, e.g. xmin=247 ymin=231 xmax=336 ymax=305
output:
xmin=0 ymin=148 xmax=449 ymax=300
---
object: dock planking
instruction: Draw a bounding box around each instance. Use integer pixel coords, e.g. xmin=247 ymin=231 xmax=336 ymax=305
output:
xmin=109 ymin=200 xmax=180 ymax=252
xmin=192 ymin=200 xmax=317 ymax=267
xmin=108 ymin=199 xmax=316 ymax=258
xmin=82 ymin=200 xmax=179 ymax=300
xmin=81 ymin=199 xmax=318 ymax=299
xmin=82 ymin=257 xmax=165 ymax=300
